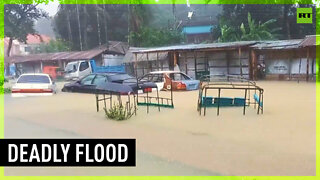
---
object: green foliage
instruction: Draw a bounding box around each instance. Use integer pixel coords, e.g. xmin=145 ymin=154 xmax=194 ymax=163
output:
xmin=129 ymin=27 xmax=184 ymax=47
xmin=219 ymin=3 xmax=316 ymax=40
xmin=217 ymin=13 xmax=280 ymax=42
xmin=4 ymin=4 xmax=47 ymax=43
xmin=54 ymin=4 xmax=131 ymax=50
xmin=35 ymin=39 xmax=71 ymax=53
xmin=104 ymin=103 xmax=134 ymax=121
xmin=0 ymin=87 xmax=11 ymax=94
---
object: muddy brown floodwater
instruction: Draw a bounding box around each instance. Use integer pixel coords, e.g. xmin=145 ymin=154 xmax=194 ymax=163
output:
xmin=4 ymin=81 xmax=316 ymax=176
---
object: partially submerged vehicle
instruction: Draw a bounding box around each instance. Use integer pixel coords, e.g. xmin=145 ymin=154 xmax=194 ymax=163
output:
xmin=139 ymin=71 xmax=200 ymax=91
xmin=62 ymin=73 xmax=147 ymax=94
xmin=11 ymin=73 xmax=57 ymax=97
xmin=64 ymin=60 xmax=125 ymax=80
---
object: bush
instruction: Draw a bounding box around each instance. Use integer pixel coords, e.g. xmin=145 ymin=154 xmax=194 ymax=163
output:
xmin=104 ymin=103 xmax=134 ymax=121
xmin=0 ymin=87 xmax=11 ymax=94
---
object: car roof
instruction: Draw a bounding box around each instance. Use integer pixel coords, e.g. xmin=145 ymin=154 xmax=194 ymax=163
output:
xmin=94 ymin=72 xmax=128 ymax=76
xmin=19 ymin=73 xmax=50 ymax=76
xmin=149 ymin=71 xmax=181 ymax=74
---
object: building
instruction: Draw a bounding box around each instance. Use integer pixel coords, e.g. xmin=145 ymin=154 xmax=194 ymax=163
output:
xmin=5 ymin=41 xmax=128 ymax=75
xmin=125 ymin=36 xmax=318 ymax=81
xmin=4 ymin=34 xmax=51 ymax=57
xmin=180 ymin=16 xmax=216 ymax=44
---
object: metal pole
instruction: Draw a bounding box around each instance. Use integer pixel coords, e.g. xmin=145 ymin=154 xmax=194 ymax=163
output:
xmin=146 ymin=90 xmax=149 ymax=113
xmin=96 ymin=94 xmax=99 ymax=112
xmin=204 ymin=88 xmax=207 ymax=116
xmin=110 ymin=93 xmax=112 ymax=108
xmin=217 ymin=88 xmax=221 ymax=116
xmin=170 ymin=79 xmax=173 ymax=107
xmin=157 ymin=88 xmax=160 ymax=112
xmin=103 ymin=94 xmax=106 ymax=109
xmin=133 ymin=94 xmax=137 ymax=115
xmin=243 ymin=89 xmax=247 ymax=115
xmin=261 ymin=92 xmax=264 ymax=114
xmin=257 ymin=90 xmax=262 ymax=114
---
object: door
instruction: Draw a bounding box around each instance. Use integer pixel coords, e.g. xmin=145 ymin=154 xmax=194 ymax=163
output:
xmin=78 ymin=61 xmax=91 ymax=79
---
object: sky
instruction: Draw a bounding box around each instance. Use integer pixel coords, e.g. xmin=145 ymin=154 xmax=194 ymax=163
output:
xmin=37 ymin=0 xmax=60 ymax=17
xmin=37 ymin=0 xmax=319 ymax=17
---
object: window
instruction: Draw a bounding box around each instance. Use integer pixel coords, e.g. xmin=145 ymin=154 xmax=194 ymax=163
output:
xmin=24 ymin=46 xmax=31 ymax=52
xmin=140 ymin=74 xmax=152 ymax=82
xmin=151 ymin=74 xmax=163 ymax=82
xmin=79 ymin=62 xmax=89 ymax=71
xmin=80 ymin=74 xmax=95 ymax=85
xmin=170 ymin=73 xmax=191 ymax=81
xmin=17 ymin=75 xmax=50 ymax=84
xmin=92 ymin=75 xmax=106 ymax=85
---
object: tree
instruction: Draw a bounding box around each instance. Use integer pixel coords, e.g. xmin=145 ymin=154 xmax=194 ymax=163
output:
xmin=218 ymin=2 xmax=315 ymax=40
xmin=217 ymin=13 xmax=280 ymax=42
xmin=4 ymin=4 xmax=47 ymax=57
xmin=35 ymin=39 xmax=71 ymax=53
xmin=239 ymin=13 xmax=280 ymax=41
xmin=129 ymin=27 xmax=184 ymax=47
xmin=54 ymin=4 xmax=129 ymax=50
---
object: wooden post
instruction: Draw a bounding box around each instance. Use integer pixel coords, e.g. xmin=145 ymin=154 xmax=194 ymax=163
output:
xmin=250 ymin=50 xmax=258 ymax=80
xmin=40 ymin=61 xmax=43 ymax=72
xmin=173 ymin=51 xmax=178 ymax=66
xmin=194 ymin=51 xmax=197 ymax=79
xmin=226 ymin=51 xmax=230 ymax=77
xmin=134 ymin=53 xmax=138 ymax=77
xmin=289 ymin=59 xmax=292 ymax=80
xmin=185 ymin=52 xmax=188 ymax=74
xmin=146 ymin=52 xmax=151 ymax=72
xmin=239 ymin=47 xmax=243 ymax=77
xmin=156 ymin=52 xmax=159 ymax=71
xmin=306 ymin=48 xmax=310 ymax=81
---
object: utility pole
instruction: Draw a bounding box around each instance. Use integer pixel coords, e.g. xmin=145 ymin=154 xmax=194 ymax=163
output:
xmin=76 ymin=3 xmax=83 ymax=51
xmin=103 ymin=3 xmax=108 ymax=48
xmin=127 ymin=4 xmax=130 ymax=44
xmin=96 ymin=4 xmax=102 ymax=46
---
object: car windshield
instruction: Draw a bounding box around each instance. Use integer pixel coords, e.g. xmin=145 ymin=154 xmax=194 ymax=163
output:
xmin=17 ymin=75 xmax=50 ymax=84
xmin=108 ymin=74 xmax=133 ymax=82
xmin=65 ymin=62 xmax=79 ymax=73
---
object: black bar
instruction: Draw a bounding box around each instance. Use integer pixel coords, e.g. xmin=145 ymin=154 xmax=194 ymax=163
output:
xmin=0 ymin=139 xmax=136 ymax=166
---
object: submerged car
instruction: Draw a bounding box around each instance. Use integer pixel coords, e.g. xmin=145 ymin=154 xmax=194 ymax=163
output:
xmin=11 ymin=73 xmax=57 ymax=97
xmin=62 ymin=73 xmax=141 ymax=93
xmin=139 ymin=71 xmax=200 ymax=91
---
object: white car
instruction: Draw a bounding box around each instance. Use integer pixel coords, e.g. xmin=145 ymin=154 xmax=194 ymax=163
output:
xmin=11 ymin=73 xmax=57 ymax=97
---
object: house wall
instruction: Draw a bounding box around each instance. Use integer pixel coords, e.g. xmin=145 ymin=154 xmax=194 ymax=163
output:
xmin=260 ymin=48 xmax=316 ymax=80
xmin=134 ymin=59 xmax=170 ymax=77
xmin=178 ymin=50 xmax=250 ymax=79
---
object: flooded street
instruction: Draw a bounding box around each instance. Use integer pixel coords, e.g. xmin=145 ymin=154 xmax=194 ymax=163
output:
xmin=4 ymin=81 xmax=316 ymax=176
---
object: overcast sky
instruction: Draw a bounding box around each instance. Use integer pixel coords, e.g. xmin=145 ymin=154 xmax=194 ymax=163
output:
xmin=37 ymin=0 xmax=59 ymax=17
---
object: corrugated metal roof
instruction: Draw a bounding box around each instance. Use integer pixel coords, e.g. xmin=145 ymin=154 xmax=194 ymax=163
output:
xmin=6 ymin=41 xmax=128 ymax=64
xmin=131 ymin=41 xmax=257 ymax=53
xmin=123 ymin=47 xmax=168 ymax=63
xmin=251 ymin=39 xmax=302 ymax=50
xmin=299 ymin=35 xmax=319 ymax=47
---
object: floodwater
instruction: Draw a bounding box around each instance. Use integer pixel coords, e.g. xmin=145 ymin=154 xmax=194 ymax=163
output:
xmin=4 ymin=81 xmax=316 ymax=176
